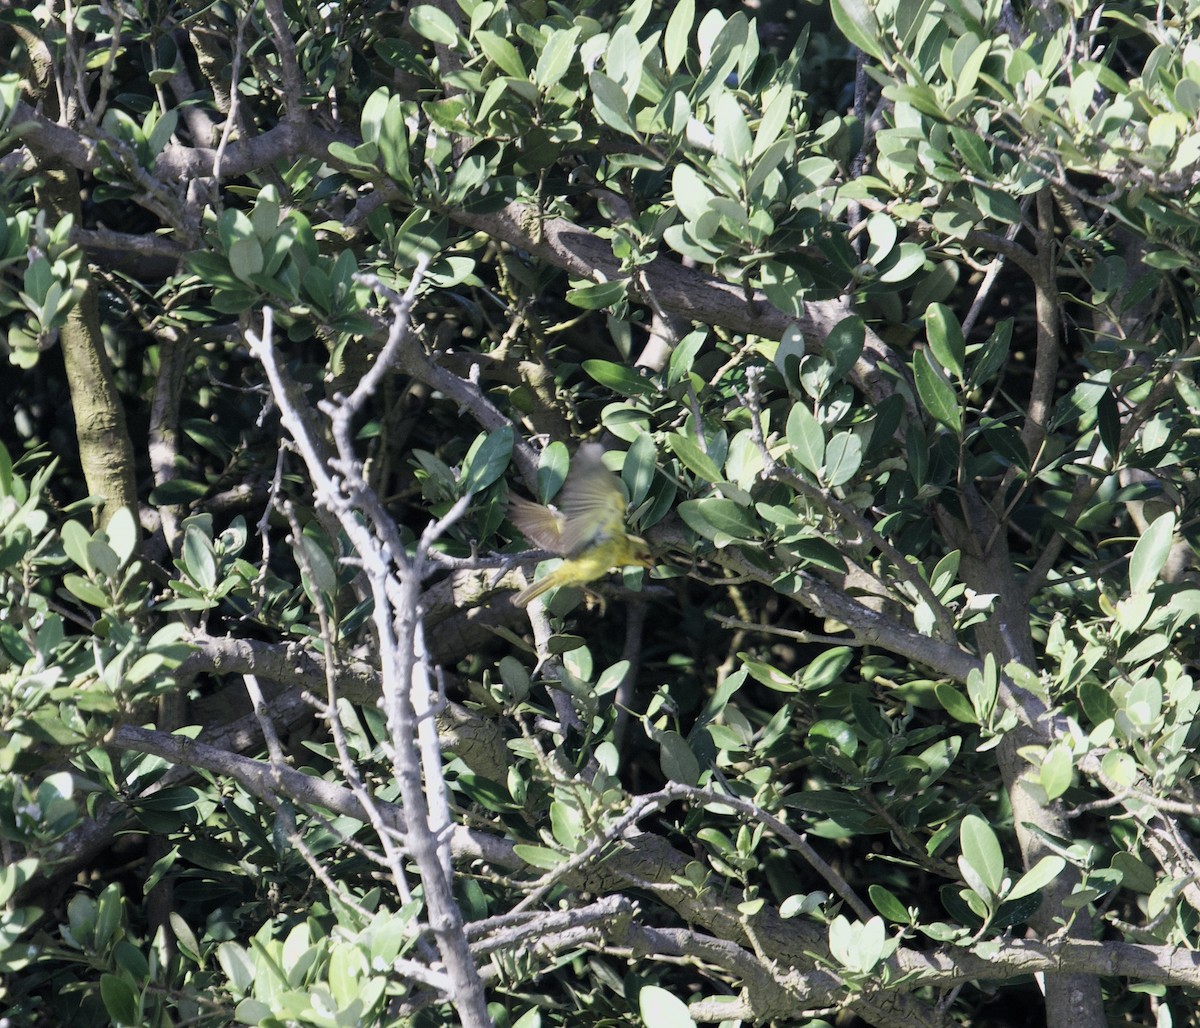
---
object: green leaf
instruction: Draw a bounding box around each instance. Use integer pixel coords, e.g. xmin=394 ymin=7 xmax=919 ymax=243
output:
xmin=878 ymin=242 xmax=926 ymax=283
xmin=87 ymin=538 xmax=120 ymax=580
xmin=865 ymin=211 xmax=897 ymax=266
xmin=61 ymin=519 xmax=93 ymax=573
xmin=595 ymin=659 xmax=631 ymax=697
xmin=182 ymin=523 xmax=217 ymax=591
xmin=297 ymin=535 xmax=338 ymax=598
xmin=713 ymin=92 xmax=752 ymax=161
xmin=677 ymin=498 xmax=761 ymax=543
xmin=786 ymin=537 xmax=847 ymax=574
xmin=378 ymin=96 xmax=411 ymax=185
xmin=146 ymin=108 xmax=178 ymax=157
xmin=638 ymin=984 xmax=696 ymax=1028
xmin=823 ymin=315 xmax=865 ymax=383
xmin=567 ymin=279 xmax=629 ymax=309
xmin=537 ymin=441 xmax=570 ymax=502
xmin=228 ymin=236 xmax=264 ymax=281
xmin=217 ymin=942 xmax=256 ymax=995
xmin=1006 ymin=855 xmax=1065 ymax=902
xmin=959 ymin=814 xmax=1004 ymax=897
xmin=455 ymin=774 xmax=516 ymax=813
xmin=64 ymin=573 xmax=107 ymax=607
xmin=690 ymin=13 xmax=745 ymax=104
xmin=658 ymin=729 xmax=700 ymax=785
xmin=606 ymin=24 xmax=643 ymax=103
xmin=623 ymin=433 xmax=657 ymax=507
xmin=327 ymin=139 xmax=379 ymax=169
xmin=810 ymin=719 xmax=857 ymax=759
xmin=740 ymin=656 xmax=798 ymax=692
xmin=582 ymin=358 xmax=655 ymax=396
xmin=104 ymin=505 xmax=139 ymax=567
xmin=1110 ymin=852 xmax=1156 ymax=893
xmin=964 ymin=652 xmax=1003 ymax=719
xmin=476 ymin=31 xmax=526 ymax=78
xmin=978 ymin=419 xmax=1029 ymax=473
xmin=914 ymin=349 xmax=962 ymax=434
xmin=410 ymin=5 xmax=460 ymax=45
xmin=1129 ymin=511 xmax=1176 ymax=594
xmin=924 ymin=303 xmax=965 ymax=379
xmin=830 ymin=0 xmax=886 ymax=62
xmin=785 ymin=403 xmax=824 ymax=474
xmin=869 ymin=884 xmax=912 ymax=924
xmin=668 ymin=433 xmax=723 ymax=483
xmin=753 ymin=85 xmax=794 ymax=161
xmin=590 ymin=71 xmax=637 ymax=136
xmin=822 ymin=432 xmax=862 ymax=487
xmin=512 ymin=1007 xmax=544 ymax=1028
xmin=535 ymin=26 xmax=580 ymax=90
xmin=1097 ymin=389 xmax=1121 ymax=458
xmin=667 ymin=328 xmax=707 ymax=385
xmin=672 ymin=163 xmax=717 ymax=223
xmin=1050 ymin=378 xmax=1108 ymax=429
xmin=1039 ymin=745 xmax=1073 ymax=801
xmin=461 ymin=426 xmax=513 ymax=495
xmin=100 ymin=974 xmax=139 ymax=1026
xmin=664 ymin=0 xmax=695 ymax=74
xmin=512 ymin=844 xmax=567 ymax=869
xmin=828 ymin=914 xmax=888 ymax=973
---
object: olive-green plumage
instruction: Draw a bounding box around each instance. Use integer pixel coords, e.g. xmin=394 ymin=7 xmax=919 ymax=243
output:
xmin=509 ymin=444 xmax=654 ymax=606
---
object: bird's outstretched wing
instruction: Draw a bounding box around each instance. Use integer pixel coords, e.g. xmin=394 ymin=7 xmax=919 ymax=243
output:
xmin=508 ymin=444 xmax=629 ymax=556
xmin=553 ymin=444 xmax=629 ymax=555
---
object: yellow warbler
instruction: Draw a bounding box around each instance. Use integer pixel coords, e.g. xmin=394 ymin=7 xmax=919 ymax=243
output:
xmin=509 ymin=444 xmax=654 ymax=607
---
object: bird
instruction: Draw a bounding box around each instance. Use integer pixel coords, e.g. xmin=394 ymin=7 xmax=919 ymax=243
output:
xmin=508 ymin=444 xmax=655 ymax=607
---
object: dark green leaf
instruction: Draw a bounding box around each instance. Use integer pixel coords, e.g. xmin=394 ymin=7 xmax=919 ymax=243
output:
xmin=677 ymin=498 xmax=761 ymax=542
xmin=914 ymin=349 xmax=962 ymax=434
xmin=658 ymin=730 xmax=700 ymax=785
xmin=100 ymin=974 xmax=139 ymax=1025
xmin=785 ymin=537 xmax=847 ymax=574
xmin=537 ymin=441 xmax=570 ymax=502
xmin=935 ymin=683 xmax=978 ymax=724
xmin=623 ymin=433 xmax=657 ymax=507
xmin=823 ymin=315 xmax=865 ymax=383
xmin=924 ymin=303 xmax=965 ymax=379
xmin=567 ymin=279 xmax=629 ymax=309
xmin=668 ymin=433 xmax=723 ymax=483
xmin=869 ymin=884 xmax=912 ymax=924
xmin=977 ymin=419 xmax=1029 ymax=473
xmin=582 ymin=359 xmax=656 ymax=396
xmin=800 ymin=646 xmax=853 ymax=688
xmin=1097 ymin=389 xmax=1121 ymax=459
xmin=454 ymin=774 xmax=516 ymax=812
xmin=461 ymin=426 xmax=513 ymax=495
xmin=969 ymin=319 xmax=1012 ymax=389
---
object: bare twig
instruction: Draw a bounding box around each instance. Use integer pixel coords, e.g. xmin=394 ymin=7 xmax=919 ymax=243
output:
xmin=246 ymin=273 xmax=493 ymax=1024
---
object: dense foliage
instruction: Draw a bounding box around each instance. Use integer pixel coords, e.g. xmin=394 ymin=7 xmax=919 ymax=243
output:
xmin=4 ymin=0 xmax=1200 ymax=1025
